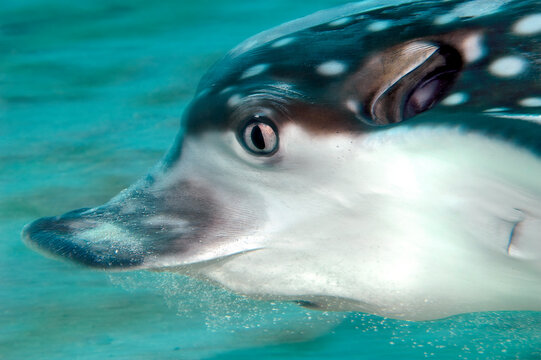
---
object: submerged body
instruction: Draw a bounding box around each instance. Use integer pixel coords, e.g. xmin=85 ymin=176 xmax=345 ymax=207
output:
xmin=23 ymin=0 xmax=541 ymax=320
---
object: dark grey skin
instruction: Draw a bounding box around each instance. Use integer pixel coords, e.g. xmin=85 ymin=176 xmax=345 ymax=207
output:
xmin=23 ymin=0 xmax=541 ymax=320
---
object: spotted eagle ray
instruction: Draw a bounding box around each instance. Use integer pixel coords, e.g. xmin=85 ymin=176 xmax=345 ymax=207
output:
xmin=23 ymin=0 xmax=541 ymax=320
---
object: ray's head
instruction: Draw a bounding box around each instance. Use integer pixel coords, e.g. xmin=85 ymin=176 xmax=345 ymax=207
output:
xmin=22 ymin=0 xmax=541 ymax=271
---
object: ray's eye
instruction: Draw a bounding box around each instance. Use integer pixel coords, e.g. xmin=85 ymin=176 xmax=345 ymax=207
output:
xmin=239 ymin=116 xmax=279 ymax=156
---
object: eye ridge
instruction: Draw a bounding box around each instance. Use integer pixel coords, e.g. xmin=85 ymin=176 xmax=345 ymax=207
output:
xmin=238 ymin=115 xmax=279 ymax=156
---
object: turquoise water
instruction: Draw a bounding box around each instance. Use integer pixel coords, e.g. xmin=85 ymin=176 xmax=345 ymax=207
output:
xmin=2 ymin=1 xmax=541 ymax=359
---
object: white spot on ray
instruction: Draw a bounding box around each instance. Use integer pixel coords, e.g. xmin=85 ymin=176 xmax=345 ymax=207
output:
xmin=434 ymin=13 xmax=458 ymax=25
xmin=519 ymin=97 xmax=541 ymax=107
xmin=460 ymin=33 xmax=486 ymax=63
xmin=220 ymin=86 xmax=235 ymax=95
xmin=490 ymin=113 xmax=541 ymax=124
xmin=271 ymin=37 xmax=295 ymax=48
xmin=227 ymin=94 xmax=243 ymax=108
xmin=483 ymin=107 xmax=510 ymax=113
xmin=345 ymin=98 xmax=360 ymax=114
xmin=452 ymin=0 xmax=511 ymax=19
xmin=488 ymin=56 xmax=527 ymax=78
xmin=513 ymin=14 xmax=541 ymax=35
xmin=239 ymin=39 xmax=259 ymax=53
xmin=328 ymin=17 xmax=352 ymax=27
xmin=442 ymin=92 xmax=469 ymax=106
xmin=241 ymin=64 xmax=269 ymax=79
xmin=316 ymin=60 xmax=348 ymax=76
xmin=367 ymin=20 xmax=392 ymax=32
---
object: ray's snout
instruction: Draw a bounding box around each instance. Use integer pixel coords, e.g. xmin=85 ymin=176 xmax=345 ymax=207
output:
xmin=22 ymin=207 xmax=146 ymax=269
xmin=22 ymin=179 xmax=225 ymax=270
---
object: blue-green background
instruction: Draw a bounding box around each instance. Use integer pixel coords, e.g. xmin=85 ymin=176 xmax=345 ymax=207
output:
xmin=1 ymin=1 xmax=540 ymax=359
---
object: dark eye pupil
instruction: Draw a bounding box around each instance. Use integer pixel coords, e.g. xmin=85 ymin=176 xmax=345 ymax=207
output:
xmin=251 ymin=125 xmax=266 ymax=150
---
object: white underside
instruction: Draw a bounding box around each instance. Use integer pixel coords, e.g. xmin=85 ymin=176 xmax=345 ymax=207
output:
xmin=166 ymin=123 xmax=541 ymax=320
